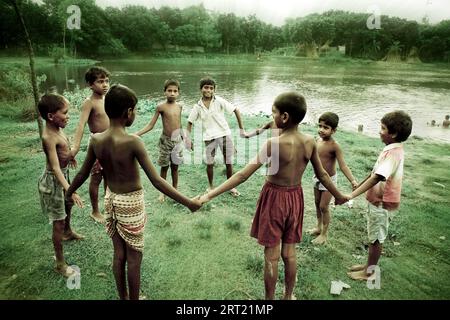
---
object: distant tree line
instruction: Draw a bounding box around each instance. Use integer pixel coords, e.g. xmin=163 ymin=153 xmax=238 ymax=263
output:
xmin=1 ymin=0 xmax=449 ymax=62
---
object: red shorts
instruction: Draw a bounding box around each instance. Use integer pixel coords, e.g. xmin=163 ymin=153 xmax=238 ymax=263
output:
xmin=250 ymin=181 xmax=304 ymax=247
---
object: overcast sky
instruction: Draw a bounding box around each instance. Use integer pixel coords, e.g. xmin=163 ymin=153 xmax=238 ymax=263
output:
xmin=95 ymin=0 xmax=450 ymax=26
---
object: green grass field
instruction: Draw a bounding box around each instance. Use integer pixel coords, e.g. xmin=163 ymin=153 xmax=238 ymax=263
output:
xmin=0 ymin=101 xmax=449 ymax=300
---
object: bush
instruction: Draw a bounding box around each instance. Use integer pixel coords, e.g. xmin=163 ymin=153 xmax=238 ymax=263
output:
xmin=63 ymin=87 xmax=91 ymax=110
xmin=99 ymin=38 xmax=128 ymax=57
xmin=137 ymin=99 xmax=158 ymax=115
xmin=48 ymin=46 xmax=65 ymax=64
xmin=0 ymin=67 xmax=46 ymax=102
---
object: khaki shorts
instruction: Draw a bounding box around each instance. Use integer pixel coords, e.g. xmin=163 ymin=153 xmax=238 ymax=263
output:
xmin=366 ymin=202 xmax=391 ymax=244
xmin=158 ymin=133 xmax=184 ymax=167
xmin=204 ymin=135 xmax=235 ymax=165
xmin=38 ymin=168 xmax=69 ymax=223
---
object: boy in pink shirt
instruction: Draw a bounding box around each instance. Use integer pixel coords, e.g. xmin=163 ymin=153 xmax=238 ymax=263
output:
xmin=346 ymin=110 xmax=412 ymax=280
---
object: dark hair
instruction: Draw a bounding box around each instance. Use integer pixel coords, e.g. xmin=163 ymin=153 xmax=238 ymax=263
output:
xmin=38 ymin=93 xmax=66 ymax=120
xmin=273 ymin=92 xmax=307 ymax=125
xmin=199 ymin=77 xmax=216 ymax=89
xmin=446 ymin=115 xmax=450 ymax=120
xmin=319 ymin=112 xmax=339 ymax=129
xmin=85 ymin=66 xmax=110 ymax=85
xmin=381 ymin=110 xmax=412 ymax=142
xmin=105 ymin=84 xmax=138 ymax=119
xmin=164 ymin=79 xmax=180 ymax=91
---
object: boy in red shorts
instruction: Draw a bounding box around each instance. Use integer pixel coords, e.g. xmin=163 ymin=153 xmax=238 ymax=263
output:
xmin=200 ymin=92 xmax=348 ymax=299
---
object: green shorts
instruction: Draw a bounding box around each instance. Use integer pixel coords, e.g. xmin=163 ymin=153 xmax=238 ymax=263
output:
xmin=38 ymin=168 xmax=69 ymax=223
xmin=157 ymin=133 xmax=184 ymax=167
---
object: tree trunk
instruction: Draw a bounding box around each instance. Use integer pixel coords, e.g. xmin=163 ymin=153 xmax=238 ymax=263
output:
xmin=11 ymin=0 xmax=43 ymax=138
xmin=63 ymin=22 xmax=66 ymax=58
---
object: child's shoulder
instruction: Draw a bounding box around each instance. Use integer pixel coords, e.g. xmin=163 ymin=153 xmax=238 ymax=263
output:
xmin=81 ymin=96 xmax=95 ymax=108
xmin=299 ymin=131 xmax=315 ymax=143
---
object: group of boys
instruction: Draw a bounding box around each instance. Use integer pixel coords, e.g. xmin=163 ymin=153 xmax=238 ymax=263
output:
xmin=37 ymin=66 xmax=413 ymax=300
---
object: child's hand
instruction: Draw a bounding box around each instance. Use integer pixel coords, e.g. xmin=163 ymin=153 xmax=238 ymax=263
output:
xmin=198 ymin=193 xmax=210 ymax=205
xmin=239 ymin=129 xmax=247 ymax=138
xmin=189 ymin=196 xmax=202 ymax=212
xmin=68 ymin=157 xmax=78 ymax=169
xmin=72 ymin=193 xmax=84 ymax=208
xmin=68 ymin=150 xmax=77 ymax=168
xmin=335 ymin=194 xmax=350 ymax=206
xmin=351 ymin=180 xmax=359 ymax=191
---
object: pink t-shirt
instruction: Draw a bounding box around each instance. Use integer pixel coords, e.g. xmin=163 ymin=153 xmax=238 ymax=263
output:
xmin=366 ymin=143 xmax=404 ymax=209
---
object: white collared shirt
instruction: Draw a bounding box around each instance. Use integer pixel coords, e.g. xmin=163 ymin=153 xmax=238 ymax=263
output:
xmin=187 ymin=95 xmax=236 ymax=141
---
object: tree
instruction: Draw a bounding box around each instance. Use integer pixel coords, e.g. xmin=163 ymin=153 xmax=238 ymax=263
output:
xmin=216 ymin=13 xmax=244 ymax=54
xmin=8 ymin=0 xmax=43 ymax=136
xmin=242 ymin=15 xmax=262 ymax=54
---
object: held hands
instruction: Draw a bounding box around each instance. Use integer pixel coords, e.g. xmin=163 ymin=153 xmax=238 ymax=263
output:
xmin=239 ymin=129 xmax=248 ymax=138
xmin=189 ymin=196 xmax=202 ymax=212
xmin=334 ymin=194 xmax=351 ymax=206
xmin=72 ymin=193 xmax=84 ymax=208
xmin=68 ymin=150 xmax=78 ymax=169
xmin=351 ymin=180 xmax=359 ymax=191
xmin=65 ymin=192 xmax=84 ymax=208
xmin=198 ymin=193 xmax=211 ymax=205
xmin=188 ymin=192 xmax=212 ymax=213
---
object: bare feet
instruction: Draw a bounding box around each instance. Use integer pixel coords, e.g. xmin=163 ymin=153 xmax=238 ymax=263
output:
xmin=311 ymin=234 xmax=327 ymax=245
xmin=347 ymin=269 xmax=371 ymax=281
xmin=90 ymin=211 xmax=105 ymax=224
xmin=229 ymin=188 xmax=241 ymax=197
xmin=349 ymin=264 xmax=367 ymax=272
xmin=62 ymin=230 xmax=84 ymax=241
xmin=282 ymin=293 xmax=297 ymax=300
xmin=158 ymin=194 xmax=165 ymax=203
xmin=308 ymin=228 xmax=321 ymax=236
xmin=55 ymin=263 xmax=77 ymax=278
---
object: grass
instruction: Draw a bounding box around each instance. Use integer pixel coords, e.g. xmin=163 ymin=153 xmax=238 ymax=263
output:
xmin=0 ymin=104 xmax=449 ymax=300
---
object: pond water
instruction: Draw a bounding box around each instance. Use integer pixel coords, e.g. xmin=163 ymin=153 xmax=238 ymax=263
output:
xmin=39 ymin=58 xmax=450 ymax=143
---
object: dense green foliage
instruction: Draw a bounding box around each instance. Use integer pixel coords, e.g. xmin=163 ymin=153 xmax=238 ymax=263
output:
xmin=1 ymin=0 xmax=449 ymax=62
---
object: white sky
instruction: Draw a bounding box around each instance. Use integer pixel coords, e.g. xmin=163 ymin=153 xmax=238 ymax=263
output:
xmin=95 ymin=0 xmax=450 ymax=26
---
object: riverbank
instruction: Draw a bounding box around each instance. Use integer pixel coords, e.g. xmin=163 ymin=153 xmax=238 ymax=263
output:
xmin=0 ymin=107 xmax=449 ymax=299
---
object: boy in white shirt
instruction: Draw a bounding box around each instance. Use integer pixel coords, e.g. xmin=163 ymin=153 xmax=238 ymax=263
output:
xmin=185 ymin=77 xmax=246 ymax=196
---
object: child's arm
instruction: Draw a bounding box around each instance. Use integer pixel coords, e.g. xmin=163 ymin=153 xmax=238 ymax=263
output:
xmin=201 ymin=140 xmax=270 ymax=202
xmin=135 ymin=107 xmax=160 ymax=136
xmin=43 ymin=137 xmax=83 ymax=208
xmin=185 ymin=121 xmax=194 ymax=151
xmin=335 ymin=143 xmax=358 ymax=189
xmin=349 ymin=173 xmax=384 ymax=199
xmin=310 ymin=142 xmax=348 ymax=204
xmin=66 ymin=141 xmax=97 ymax=203
xmin=233 ymin=108 xmax=246 ymax=137
xmin=71 ymin=100 xmax=93 ymax=157
xmin=245 ymin=121 xmax=272 ymax=138
xmin=133 ymin=137 xmax=201 ymax=212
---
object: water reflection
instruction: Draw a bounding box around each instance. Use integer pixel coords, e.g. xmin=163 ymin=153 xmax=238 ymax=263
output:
xmin=38 ymin=60 xmax=450 ymax=143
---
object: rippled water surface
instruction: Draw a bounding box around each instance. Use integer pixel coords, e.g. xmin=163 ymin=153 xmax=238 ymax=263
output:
xmin=40 ymin=58 xmax=450 ymax=143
